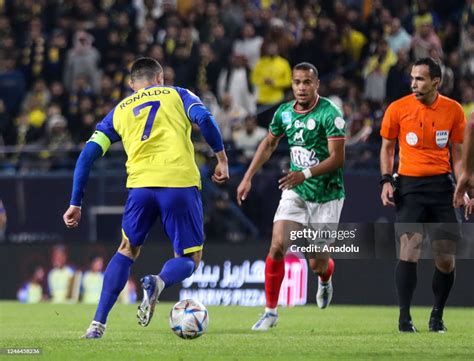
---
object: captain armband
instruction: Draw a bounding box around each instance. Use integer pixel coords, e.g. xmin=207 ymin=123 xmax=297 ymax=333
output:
xmin=87 ymin=131 xmax=111 ymax=155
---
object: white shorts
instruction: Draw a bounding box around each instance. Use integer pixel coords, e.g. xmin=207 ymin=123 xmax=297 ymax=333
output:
xmin=273 ymin=189 xmax=344 ymax=225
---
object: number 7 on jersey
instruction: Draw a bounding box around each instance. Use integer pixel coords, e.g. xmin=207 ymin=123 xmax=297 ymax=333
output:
xmin=133 ymin=101 xmax=161 ymax=141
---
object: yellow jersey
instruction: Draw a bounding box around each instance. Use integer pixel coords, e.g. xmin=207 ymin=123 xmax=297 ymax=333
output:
xmin=91 ymin=86 xmax=204 ymax=188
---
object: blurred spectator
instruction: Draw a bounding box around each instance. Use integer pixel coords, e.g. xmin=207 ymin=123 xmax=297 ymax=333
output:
xmin=17 ymin=265 xmax=46 ymax=303
xmin=147 ymin=44 xmax=166 ymax=65
xmin=96 ymin=74 xmax=121 ymax=110
xmin=198 ymin=2 xmax=221 ymax=43
xmin=135 ymin=29 xmax=154 ymax=55
xmin=341 ymin=23 xmax=367 ymax=64
xmin=44 ymin=114 xmax=74 ymax=169
xmin=197 ymin=43 xmax=221 ymax=95
xmin=346 ymin=100 xmax=374 ymax=146
xmin=209 ymin=22 xmax=233 ymax=69
xmin=172 ymin=26 xmax=200 ymax=88
xmin=21 ymin=18 xmax=47 ymax=85
xmin=102 ymin=29 xmax=126 ymax=73
xmin=205 ymin=192 xmax=245 ymax=243
xmin=75 ymin=112 xmax=97 ymax=145
xmin=233 ymin=115 xmax=267 ymax=162
xmin=460 ymin=21 xmax=474 ymax=77
xmin=0 ymin=14 xmax=13 ymax=44
xmin=263 ymin=17 xmax=295 ymax=60
xmin=63 ymin=30 xmax=101 ymax=94
xmin=49 ymin=81 xmax=69 ymax=117
xmin=0 ymin=199 xmax=6 ymax=241
xmin=90 ymin=12 xmax=110 ymax=53
xmin=291 ymin=27 xmax=320 ymax=68
xmin=214 ymin=93 xmax=247 ymax=142
xmin=217 ymin=53 xmax=256 ymax=115
xmin=117 ymin=277 xmax=138 ymax=304
xmin=363 ymin=39 xmax=397 ymax=104
xmin=411 ymin=18 xmax=443 ymax=60
xmin=81 ymin=255 xmax=104 ymax=304
xmin=14 ymin=112 xmax=45 ymax=148
xmin=386 ymin=48 xmax=411 ymax=103
xmin=47 ymin=245 xmax=74 ymax=303
xmin=365 ymin=0 xmax=386 ymax=33
xmin=287 ymin=6 xmax=304 ymax=43
xmin=115 ymin=11 xmax=136 ymax=48
xmin=251 ymin=42 xmax=291 ymax=111
xmin=412 ymin=1 xmax=440 ymax=33
xmin=386 ymin=17 xmax=412 ymax=54
xmin=232 ymin=22 xmax=263 ymax=69
xmin=134 ymin=0 xmax=166 ymax=29
xmin=0 ymin=57 xmax=27 ymax=117
xmin=163 ymin=66 xmax=176 ymax=86
xmin=74 ymin=0 xmax=97 ymax=29
xmin=0 ymin=100 xmax=11 ymax=145
xmin=429 ymin=47 xmax=454 ymax=96
xmin=44 ymin=30 xmax=68 ymax=83
xmin=440 ymin=20 xmax=460 ymax=55
xmin=22 ymin=79 xmax=51 ymax=114
xmin=359 ymin=25 xmax=384 ymax=67
xmin=461 ymin=85 xmax=474 ymax=119
xmin=220 ymin=0 xmax=245 ymax=40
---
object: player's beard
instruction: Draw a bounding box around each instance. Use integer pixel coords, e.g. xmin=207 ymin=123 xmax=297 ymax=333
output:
xmin=296 ymin=95 xmax=315 ymax=110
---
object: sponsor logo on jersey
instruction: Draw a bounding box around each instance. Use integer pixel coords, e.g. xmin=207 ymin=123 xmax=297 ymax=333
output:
xmin=294 ymin=120 xmax=305 ymax=129
xmin=290 ymin=146 xmax=319 ymax=168
xmin=282 ymin=111 xmax=292 ymax=125
xmin=435 ymin=130 xmax=449 ymax=148
xmin=406 ymin=132 xmax=418 ymax=146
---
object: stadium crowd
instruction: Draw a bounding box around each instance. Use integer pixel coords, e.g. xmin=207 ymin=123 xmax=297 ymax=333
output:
xmin=0 ymin=0 xmax=473 ymax=172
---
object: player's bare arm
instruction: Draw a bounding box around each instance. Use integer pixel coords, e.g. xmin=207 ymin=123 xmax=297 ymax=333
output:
xmin=380 ymin=138 xmax=396 ymax=207
xmin=278 ymin=139 xmax=345 ymax=190
xmin=454 ymin=115 xmax=474 ymax=208
xmin=237 ymin=132 xmax=281 ymax=205
xmin=451 ymin=142 xmax=472 ymax=219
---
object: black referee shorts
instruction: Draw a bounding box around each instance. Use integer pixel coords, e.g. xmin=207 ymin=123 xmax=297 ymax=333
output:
xmin=394 ymin=173 xmax=461 ymax=244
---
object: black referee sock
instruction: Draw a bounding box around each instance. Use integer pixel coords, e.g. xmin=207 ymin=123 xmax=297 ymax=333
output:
xmin=395 ymin=260 xmax=418 ymax=321
xmin=431 ymin=267 xmax=455 ymax=319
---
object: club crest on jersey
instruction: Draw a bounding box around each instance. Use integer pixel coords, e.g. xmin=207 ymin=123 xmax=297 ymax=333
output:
xmin=282 ymin=111 xmax=292 ymax=125
xmin=307 ymin=118 xmax=316 ymax=130
xmin=435 ymin=130 xmax=449 ymax=148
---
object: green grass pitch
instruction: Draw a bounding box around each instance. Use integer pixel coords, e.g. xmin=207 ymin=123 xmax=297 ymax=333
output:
xmin=1 ymin=302 xmax=473 ymax=360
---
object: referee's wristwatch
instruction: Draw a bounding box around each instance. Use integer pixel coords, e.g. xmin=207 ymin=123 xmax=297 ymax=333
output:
xmin=379 ymin=173 xmax=393 ymax=186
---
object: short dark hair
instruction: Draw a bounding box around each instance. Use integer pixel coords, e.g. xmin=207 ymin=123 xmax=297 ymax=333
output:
xmin=413 ymin=57 xmax=442 ymax=79
xmin=293 ymin=62 xmax=319 ymax=79
xmin=130 ymin=57 xmax=163 ymax=82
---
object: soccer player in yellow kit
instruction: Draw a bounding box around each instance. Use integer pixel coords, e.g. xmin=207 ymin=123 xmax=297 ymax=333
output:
xmin=63 ymin=58 xmax=229 ymax=338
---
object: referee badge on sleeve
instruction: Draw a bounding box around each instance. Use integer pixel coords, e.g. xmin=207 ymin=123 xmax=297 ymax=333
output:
xmin=435 ymin=130 xmax=449 ymax=148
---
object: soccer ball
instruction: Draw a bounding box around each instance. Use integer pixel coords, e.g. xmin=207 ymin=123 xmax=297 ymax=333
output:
xmin=169 ymin=299 xmax=209 ymax=339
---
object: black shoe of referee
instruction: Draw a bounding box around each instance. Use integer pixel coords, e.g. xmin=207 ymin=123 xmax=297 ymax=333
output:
xmin=429 ymin=316 xmax=447 ymax=333
xmin=399 ymin=319 xmax=417 ymax=333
